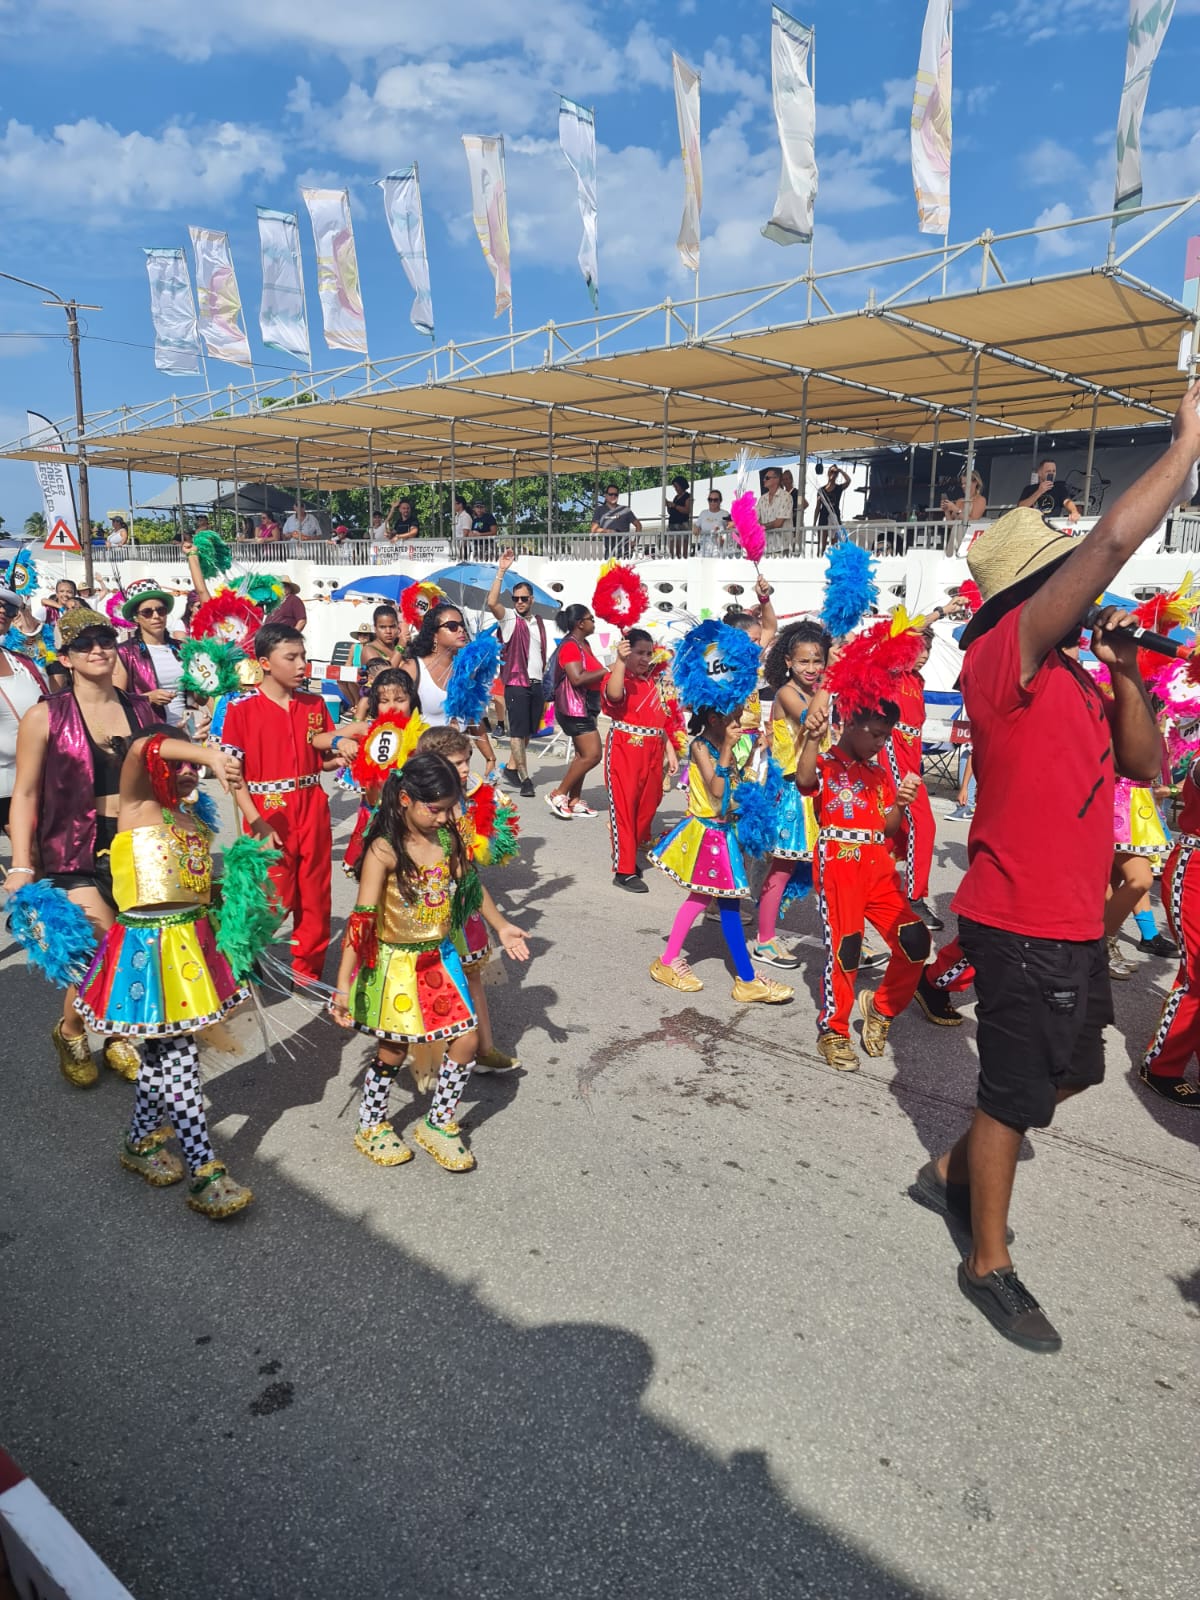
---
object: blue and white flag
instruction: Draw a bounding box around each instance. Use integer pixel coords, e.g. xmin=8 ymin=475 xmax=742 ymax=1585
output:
xmin=143 ymin=247 xmax=200 ymax=376
xmin=378 ymin=166 xmax=435 ymax=340
xmin=762 ymin=8 xmax=817 ymax=247
xmin=558 ymin=98 xmax=599 ymax=310
xmin=1115 ymin=0 xmax=1177 ymax=220
xmin=256 ymin=207 xmax=310 ymax=364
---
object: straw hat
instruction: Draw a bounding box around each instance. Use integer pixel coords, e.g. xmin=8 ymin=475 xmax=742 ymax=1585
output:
xmin=958 ymin=507 xmax=1079 ymax=648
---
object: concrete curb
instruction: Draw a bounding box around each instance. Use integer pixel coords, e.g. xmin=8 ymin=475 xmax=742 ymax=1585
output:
xmin=0 ymin=1448 xmax=133 ymax=1599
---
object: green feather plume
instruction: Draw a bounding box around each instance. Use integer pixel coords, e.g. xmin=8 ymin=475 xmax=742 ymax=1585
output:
xmin=213 ymin=835 xmax=283 ymax=980
xmin=237 ymin=573 xmax=284 ymax=611
xmin=193 ymin=527 xmax=233 ymax=579
xmin=180 ymin=636 xmax=245 ymax=699
xmin=451 ymin=865 xmax=484 ymax=933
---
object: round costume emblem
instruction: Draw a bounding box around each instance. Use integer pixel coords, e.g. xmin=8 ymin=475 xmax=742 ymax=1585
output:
xmin=366 ymin=724 xmax=400 ymax=769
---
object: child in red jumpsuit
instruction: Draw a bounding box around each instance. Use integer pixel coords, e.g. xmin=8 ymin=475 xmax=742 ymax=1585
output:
xmin=602 ymin=628 xmax=680 ymax=892
xmin=797 ymin=696 xmax=930 ymax=1071
xmin=1141 ymin=757 xmax=1200 ymax=1108
xmin=223 ymin=623 xmax=366 ymax=986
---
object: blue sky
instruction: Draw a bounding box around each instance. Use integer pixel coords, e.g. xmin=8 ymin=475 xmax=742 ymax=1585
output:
xmin=1 ymin=0 xmax=1200 ymax=527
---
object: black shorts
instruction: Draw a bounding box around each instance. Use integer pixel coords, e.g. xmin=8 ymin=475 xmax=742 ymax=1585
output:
xmin=959 ymin=917 xmax=1111 ymax=1131
xmin=46 ymin=815 xmax=118 ymax=913
xmin=504 ymin=684 xmax=545 ymax=740
xmin=0 ymin=797 xmax=9 ymax=829
xmin=557 ymin=712 xmax=597 ymax=738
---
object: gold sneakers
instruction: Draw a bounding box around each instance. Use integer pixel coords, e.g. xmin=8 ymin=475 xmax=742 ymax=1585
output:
xmin=474 ymin=1045 xmax=519 ymax=1074
xmin=818 ymin=1031 xmax=860 ymax=1072
xmin=52 ymin=1020 xmax=98 ymax=1089
xmin=354 ymin=1121 xmax=413 ymax=1167
xmin=650 ymin=956 xmax=704 ymax=993
xmin=411 ymin=1116 xmax=475 ymax=1172
xmin=120 ymin=1130 xmax=185 ymax=1186
xmin=103 ymin=1037 xmax=142 ymax=1082
xmin=185 ymin=1162 xmax=253 ymax=1219
xmin=857 ymin=990 xmax=892 ymax=1057
xmin=731 ymin=975 xmax=794 ymax=1005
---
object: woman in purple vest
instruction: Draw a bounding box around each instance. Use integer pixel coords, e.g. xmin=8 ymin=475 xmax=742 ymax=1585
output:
xmin=112 ymin=576 xmax=185 ymax=725
xmin=4 ymin=607 xmax=155 ymax=1087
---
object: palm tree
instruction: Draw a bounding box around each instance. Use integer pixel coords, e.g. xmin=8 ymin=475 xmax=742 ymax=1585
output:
xmin=23 ymin=511 xmax=45 ymax=538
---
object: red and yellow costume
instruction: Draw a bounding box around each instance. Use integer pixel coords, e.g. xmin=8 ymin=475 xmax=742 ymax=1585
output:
xmin=602 ymin=671 xmax=672 ymax=877
xmin=807 ymin=748 xmax=929 ymax=1037
xmin=1143 ymin=765 xmax=1200 ymax=1082
xmin=221 ymin=688 xmax=334 ymax=984
xmin=454 ymin=773 xmax=520 ymax=969
xmin=884 ymin=668 xmax=934 ymax=902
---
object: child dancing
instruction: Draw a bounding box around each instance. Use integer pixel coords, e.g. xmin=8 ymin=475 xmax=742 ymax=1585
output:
xmin=602 ymin=627 xmax=680 ymax=893
xmin=331 ymin=753 xmax=528 ymax=1172
xmin=343 ymin=668 xmax=423 ymax=878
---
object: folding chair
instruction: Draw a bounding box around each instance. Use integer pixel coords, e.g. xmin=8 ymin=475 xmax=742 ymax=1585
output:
xmin=527 ymin=704 xmax=574 ymax=768
xmin=921 ymin=689 xmax=963 ymax=792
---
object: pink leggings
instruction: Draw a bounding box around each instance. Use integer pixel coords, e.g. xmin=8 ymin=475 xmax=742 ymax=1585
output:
xmin=663 ymin=892 xmax=754 ymax=981
xmin=757 ymin=859 xmax=793 ymax=945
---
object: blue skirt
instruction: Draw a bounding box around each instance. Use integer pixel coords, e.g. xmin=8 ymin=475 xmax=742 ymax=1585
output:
xmin=769 ymin=780 xmax=815 ymax=862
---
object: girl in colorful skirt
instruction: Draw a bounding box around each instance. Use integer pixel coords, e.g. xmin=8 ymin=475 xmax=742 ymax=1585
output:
xmin=753 ymin=619 xmax=834 ymax=969
xmin=343 ymin=668 xmax=422 ymax=877
xmin=75 ymin=729 xmax=256 ymax=1219
xmin=330 ymin=752 xmax=528 ymax=1172
xmin=417 ymin=725 xmax=522 ymax=1074
xmin=1106 ymin=775 xmax=1175 ymax=977
xmin=649 ymin=705 xmax=794 ymax=1006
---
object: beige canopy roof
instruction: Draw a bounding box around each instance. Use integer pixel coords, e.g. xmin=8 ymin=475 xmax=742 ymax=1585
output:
xmin=3 ymin=267 xmax=1191 ymax=488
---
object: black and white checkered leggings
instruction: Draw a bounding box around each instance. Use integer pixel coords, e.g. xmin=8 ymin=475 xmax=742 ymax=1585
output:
xmin=128 ymin=1034 xmax=216 ymax=1176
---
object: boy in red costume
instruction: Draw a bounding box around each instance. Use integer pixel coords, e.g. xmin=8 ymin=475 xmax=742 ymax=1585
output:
xmin=222 ymin=623 xmax=366 ymax=985
xmin=602 ymin=627 xmax=680 ymax=892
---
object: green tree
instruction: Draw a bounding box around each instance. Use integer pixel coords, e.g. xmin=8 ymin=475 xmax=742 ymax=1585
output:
xmin=23 ymin=511 xmax=45 ymax=538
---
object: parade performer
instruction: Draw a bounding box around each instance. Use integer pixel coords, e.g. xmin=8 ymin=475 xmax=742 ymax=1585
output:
xmin=602 ymin=628 xmax=680 ymax=892
xmin=752 ymin=619 xmax=833 ymax=967
xmin=648 ymin=620 xmax=793 ymax=1006
xmin=343 ymin=669 xmax=423 ymax=878
xmin=914 ymin=935 xmax=974 ymax=1026
xmin=330 ymin=753 xmax=529 ymax=1172
xmin=418 ymin=725 xmax=522 ymax=1073
xmin=918 ymin=393 xmax=1200 ymax=1355
xmin=1106 ymin=775 xmax=1173 ymax=978
xmin=4 ymin=606 xmax=156 ymax=1086
xmin=797 ymin=626 xmax=930 ymax=1072
xmin=1141 ymin=741 xmax=1200 ymax=1108
xmin=72 ymin=730 xmax=268 ymax=1218
xmin=112 ymin=577 xmax=186 ymax=725
xmin=222 ymin=623 xmax=367 ymax=987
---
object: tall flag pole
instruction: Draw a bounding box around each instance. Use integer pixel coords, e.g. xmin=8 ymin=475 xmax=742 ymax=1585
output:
xmin=143 ymin=247 xmax=202 ymax=378
xmin=761 ymin=9 xmax=818 ymax=252
xmin=300 ymin=188 xmax=368 ymax=356
xmin=911 ymin=0 xmax=953 ymax=291
xmin=671 ymin=51 xmax=702 ymax=335
xmin=378 ymin=165 xmax=435 ymax=342
xmin=188 ymin=227 xmax=254 ymax=374
xmin=256 ymin=207 xmax=311 ymax=370
xmin=558 ymin=97 xmax=600 ymax=313
xmin=462 ymin=135 xmax=514 ymax=362
xmin=1114 ymin=1 xmax=1177 ymax=227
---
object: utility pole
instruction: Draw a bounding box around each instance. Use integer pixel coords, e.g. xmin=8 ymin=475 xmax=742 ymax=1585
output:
xmin=0 ymin=268 xmax=100 ymax=588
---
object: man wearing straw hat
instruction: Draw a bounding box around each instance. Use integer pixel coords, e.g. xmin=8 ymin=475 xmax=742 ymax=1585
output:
xmin=913 ymin=382 xmax=1200 ymax=1355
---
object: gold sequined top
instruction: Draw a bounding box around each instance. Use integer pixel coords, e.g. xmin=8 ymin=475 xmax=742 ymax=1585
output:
xmin=110 ymin=821 xmax=213 ymax=912
xmin=378 ymin=861 xmax=455 ymax=944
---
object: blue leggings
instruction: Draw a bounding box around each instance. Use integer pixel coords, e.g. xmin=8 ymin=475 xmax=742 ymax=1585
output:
xmin=662 ymin=893 xmax=755 ymax=980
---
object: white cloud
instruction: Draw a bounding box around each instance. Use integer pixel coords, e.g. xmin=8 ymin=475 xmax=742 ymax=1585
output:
xmin=0 ymin=117 xmax=283 ymax=221
xmin=1023 ymin=138 xmax=1086 ymax=188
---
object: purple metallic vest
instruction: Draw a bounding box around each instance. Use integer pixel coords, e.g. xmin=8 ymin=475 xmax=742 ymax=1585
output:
xmin=39 ymin=690 xmax=153 ymax=873
xmin=117 ymin=639 xmax=161 ymax=698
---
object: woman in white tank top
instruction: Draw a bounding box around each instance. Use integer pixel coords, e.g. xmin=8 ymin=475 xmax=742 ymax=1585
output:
xmin=401 ymin=603 xmax=467 ymax=727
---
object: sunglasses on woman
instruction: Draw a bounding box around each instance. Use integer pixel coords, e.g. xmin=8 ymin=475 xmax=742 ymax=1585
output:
xmin=439 ymin=619 xmax=466 ymax=633
xmin=138 ymin=606 xmax=168 ymax=618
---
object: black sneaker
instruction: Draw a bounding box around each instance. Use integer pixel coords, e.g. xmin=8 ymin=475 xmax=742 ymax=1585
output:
xmin=501 ymin=765 xmax=521 ymax=788
xmin=913 ymin=971 xmax=963 ymax=1027
xmin=911 ymin=898 xmax=945 ymax=932
xmin=613 ymin=872 xmax=650 ymax=894
xmin=957 ymin=1262 xmax=1062 ymax=1353
xmin=1139 ymin=1066 xmax=1200 ymax=1108
xmin=519 ymin=778 xmax=535 ymax=798
xmin=1137 ymin=933 xmax=1178 ymax=957
xmin=910 ymin=1160 xmax=1015 ymax=1242
xmin=860 ymin=947 xmax=885 ymax=969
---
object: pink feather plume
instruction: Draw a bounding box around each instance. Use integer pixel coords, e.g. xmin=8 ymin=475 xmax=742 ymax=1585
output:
xmin=729 ymin=492 xmax=766 ymax=566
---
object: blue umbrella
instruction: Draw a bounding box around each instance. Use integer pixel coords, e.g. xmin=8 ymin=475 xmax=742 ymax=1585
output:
xmin=330 ymin=573 xmax=416 ymax=602
xmin=425 ymin=563 xmax=559 ymax=618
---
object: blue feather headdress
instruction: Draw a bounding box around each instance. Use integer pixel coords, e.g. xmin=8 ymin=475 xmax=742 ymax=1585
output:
xmin=670 ymin=619 xmax=761 ymax=715
xmin=7 ymin=881 xmax=98 ymax=987
xmin=4 ymin=549 xmax=38 ymax=597
xmin=732 ymin=755 xmax=788 ymax=859
xmin=821 ymin=540 xmax=878 ymax=639
xmin=444 ymin=627 xmax=501 ymax=726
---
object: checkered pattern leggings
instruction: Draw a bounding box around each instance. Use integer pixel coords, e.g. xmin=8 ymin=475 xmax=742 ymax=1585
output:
xmin=128 ymin=1034 xmax=216 ymax=1176
xmin=357 ymin=1053 xmax=475 ymax=1131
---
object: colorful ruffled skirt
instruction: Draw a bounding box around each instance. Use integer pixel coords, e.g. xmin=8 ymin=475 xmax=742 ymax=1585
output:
xmin=1114 ymin=780 xmax=1171 ymax=868
xmin=649 ymin=814 xmax=751 ymax=898
xmin=76 ymin=907 xmax=246 ymax=1037
xmin=349 ymin=937 xmax=476 ymax=1043
xmin=768 ymin=779 xmax=816 ymax=862
xmin=453 ymin=910 xmax=490 ymax=972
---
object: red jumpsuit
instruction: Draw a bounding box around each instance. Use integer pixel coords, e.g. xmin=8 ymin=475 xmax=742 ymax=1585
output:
xmin=885 ymin=670 xmax=935 ymax=901
xmin=806 ymin=748 xmax=931 ymax=1037
xmin=221 ymin=688 xmax=334 ymax=985
xmin=1143 ymin=767 xmax=1200 ymax=1080
xmin=602 ymin=672 xmax=669 ymax=876
xmin=927 ymin=936 xmax=975 ymax=994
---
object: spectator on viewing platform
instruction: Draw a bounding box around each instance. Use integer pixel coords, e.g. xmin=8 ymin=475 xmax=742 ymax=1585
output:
xmin=106 ymin=515 xmax=131 ymax=548
xmin=256 ymin=512 xmax=281 ymax=541
xmin=757 ymin=467 xmax=793 ymax=535
xmin=283 ymin=502 xmax=323 ymax=540
xmin=781 ymin=469 xmax=807 ymax=531
xmin=667 ymin=475 xmax=693 ymax=530
xmin=694 ymin=489 xmax=729 ymax=555
xmin=591 ymin=484 xmax=641 ymax=543
xmin=331 ymin=522 xmax=350 ymax=545
xmin=368 ymin=510 xmax=388 ymax=542
xmin=452 ymin=494 xmax=472 ymax=549
xmin=470 ymin=499 xmax=498 ymax=543
xmin=266 ymin=579 xmax=307 ymax=633
xmin=815 ymin=465 xmax=850 ymax=527
xmin=387 ymin=497 xmax=420 ymax=540
xmin=1019 ymin=460 xmax=1081 ymax=523
xmin=942 ymin=471 xmax=987 ymax=523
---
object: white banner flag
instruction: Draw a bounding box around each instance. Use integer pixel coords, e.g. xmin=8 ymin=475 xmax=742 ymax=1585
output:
xmin=462 ymin=136 xmax=512 ymax=317
xmin=301 ymin=187 xmax=368 ymax=354
xmin=143 ymin=248 xmax=200 ymax=376
xmin=188 ymin=227 xmax=253 ymax=367
xmin=762 ymin=9 xmax=818 ymax=247
xmin=672 ymin=53 xmax=702 ymax=272
xmin=378 ymin=166 xmax=435 ymax=339
xmin=911 ymin=0 xmax=953 ymax=235
xmin=1115 ymin=0 xmax=1177 ymax=219
xmin=559 ymin=98 xmax=599 ymax=310
xmin=257 ymin=208 xmax=310 ymax=364
xmin=26 ymin=411 xmax=80 ymax=552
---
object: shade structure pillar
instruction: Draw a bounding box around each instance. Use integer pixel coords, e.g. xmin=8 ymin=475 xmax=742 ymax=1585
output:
xmin=546 ymin=408 xmax=555 ymax=545
xmin=294 ymin=442 xmax=302 ymax=524
xmin=176 ymin=455 xmax=184 ymax=540
xmin=1082 ymin=393 xmax=1101 ymax=517
xmin=510 ymin=453 xmax=518 ymax=543
xmin=367 ymin=430 xmax=376 ymax=518
xmin=449 ymin=418 xmax=457 ymax=550
xmin=661 ymin=391 xmax=670 ymax=537
xmin=960 ymin=348 xmax=982 ymax=555
xmin=798 ymin=373 xmax=810 ymax=552
xmin=928 ymin=418 xmax=940 ymax=511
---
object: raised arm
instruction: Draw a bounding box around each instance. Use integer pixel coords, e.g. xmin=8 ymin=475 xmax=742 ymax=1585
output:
xmin=486 ymin=550 xmax=515 ymax=622
xmin=1018 ymin=385 xmax=1200 ymax=685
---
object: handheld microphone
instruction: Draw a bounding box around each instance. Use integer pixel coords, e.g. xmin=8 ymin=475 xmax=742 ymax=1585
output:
xmin=1082 ymin=605 xmax=1191 ymax=660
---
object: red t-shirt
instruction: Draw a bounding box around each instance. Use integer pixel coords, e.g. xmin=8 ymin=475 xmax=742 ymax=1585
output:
xmin=558 ymin=639 xmax=601 ymax=677
xmin=952 ymin=604 xmax=1113 ymax=942
xmin=220 ymin=688 xmax=333 ymax=784
xmin=602 ymin=671 xmax=666 ymax=730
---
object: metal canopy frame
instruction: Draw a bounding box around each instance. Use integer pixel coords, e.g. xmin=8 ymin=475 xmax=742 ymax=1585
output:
xmin=4 ymin=196 xmax=1198 ymax=491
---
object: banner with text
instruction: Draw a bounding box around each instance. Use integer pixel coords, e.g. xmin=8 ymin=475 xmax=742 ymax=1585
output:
xmin=301 ymin=188 xmax=368 ymax=354
xmin=762 ymin=9 xmax=818 ymax=247
xmin=257 ymin=208 xmax=310 ymax=364
xmin=672 ymin=53 xmax=702 ymax=272
xmin=189 ymin=227 xmax=253 ymax=368
xmin=559 ymin=98 xmax=599 ymax=309
xmin=143 ymin=248 xmax=200 ymax=376
xmin=26 ymin=411 xmax=80 ymax=551
xmin=1114 ymin=0 xmax=1177 ymax=220
xmin=462 ymin=136 xmax=513 ymax=317
xmin=378 ymin=166 xmax=435 ymax=339
xmin=911 ymin=0 xmax=952 ymax=235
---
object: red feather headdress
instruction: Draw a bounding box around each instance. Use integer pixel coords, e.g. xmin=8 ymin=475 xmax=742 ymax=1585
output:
xmin=401 ymin=581 xmax=446 ymax=630
xmin=592 ymin=560 xmax=648 ymax=628
xmin=350 ymin=709 xmax=428 ymax=790
xmin=190 ymin=591 xmax=264 ymax=650
xmin=825 ymin=615 xmax=925 ymax=722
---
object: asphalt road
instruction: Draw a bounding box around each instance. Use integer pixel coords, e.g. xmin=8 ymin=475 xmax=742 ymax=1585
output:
xmin=1 ymin=760 xmax=1198 ymax=1600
